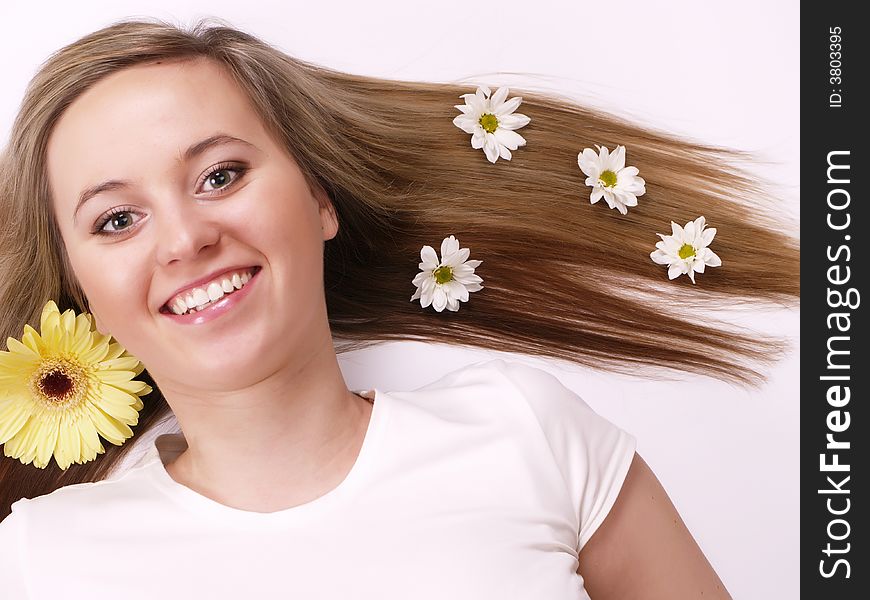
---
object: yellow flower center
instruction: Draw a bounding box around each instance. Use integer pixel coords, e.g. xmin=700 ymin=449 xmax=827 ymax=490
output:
xmin=30 ymin=357 xmax=90 ymax=409
xmin=599 ymin=170 xmax=618 ymax=188
xmin=678 ymin=243 xmax=696 ymax=259
xmin=433 ymin=265 xmax=454 ymax=284
xmin=479 ymin=113 xmax=499 ymax=133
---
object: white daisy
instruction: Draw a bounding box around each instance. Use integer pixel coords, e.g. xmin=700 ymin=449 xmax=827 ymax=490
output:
xmin=411 ymin=235 xmax=483 ymax=312
xmin=453 ymin=85 xmax=531 ymax=163
xmin=650 ymin=216 xmax=722 ymax=284
xmin=577 ymin=144 xmax=646 ymax=215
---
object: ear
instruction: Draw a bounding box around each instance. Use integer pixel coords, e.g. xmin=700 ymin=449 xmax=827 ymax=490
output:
xmin=314 ymin=182 xmax=339 ymax=241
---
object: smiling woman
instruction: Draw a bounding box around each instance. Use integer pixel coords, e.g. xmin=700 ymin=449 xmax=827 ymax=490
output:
xmin=0 ymin=16 xmax=797 ymax=599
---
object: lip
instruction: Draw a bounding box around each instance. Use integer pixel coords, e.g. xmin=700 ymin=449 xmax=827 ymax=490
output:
xmin=160 ymin=264 xmax=260 ymax=312
xmin=159 ymin=266 xmax=262 ymax=325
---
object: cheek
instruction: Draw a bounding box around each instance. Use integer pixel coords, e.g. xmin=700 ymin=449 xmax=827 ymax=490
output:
xmin=242 ymin=180 xmax=323 ymax=253
xmin=238 ymin=182 xmax=327 ymax=296
xmin=71 ymin=251 xmax=147 ymax=330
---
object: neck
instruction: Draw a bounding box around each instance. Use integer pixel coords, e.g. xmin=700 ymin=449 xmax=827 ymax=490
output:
xmin=154 ymin=339 xmax=373 ymax=513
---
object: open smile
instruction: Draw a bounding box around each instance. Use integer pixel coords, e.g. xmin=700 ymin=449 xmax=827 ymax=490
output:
xmin=158 ymin=266 xmax=262 ymax=325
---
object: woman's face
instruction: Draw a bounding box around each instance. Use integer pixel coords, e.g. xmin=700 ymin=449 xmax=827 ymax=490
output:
xmin=45 ymin=58 xmax=339 ymax=389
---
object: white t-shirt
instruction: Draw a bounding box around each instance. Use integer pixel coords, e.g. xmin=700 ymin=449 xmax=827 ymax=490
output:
xmin=0 ymin=358 xmax=636 ymax=599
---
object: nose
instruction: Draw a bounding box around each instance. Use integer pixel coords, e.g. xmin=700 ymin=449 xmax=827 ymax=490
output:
xmin=154 ymin=202 xmax=222 ymax=266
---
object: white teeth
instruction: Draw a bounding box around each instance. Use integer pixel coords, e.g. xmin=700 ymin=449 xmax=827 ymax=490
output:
xmin=207 ymin=282 xmax=224 ymax=302
xmin=168 ymin=271 xmax=252 ymax=315
xmin=192 ymin=288 xmax=210 ymax=306
xmin=165 ymin=268 xmax=257 ymax=316
xmin=170 ymin=298 xmax=187 ymax=315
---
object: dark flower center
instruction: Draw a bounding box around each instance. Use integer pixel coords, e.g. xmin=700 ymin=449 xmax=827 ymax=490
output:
xmin=38 ymin=369 xmax=75 ymax=401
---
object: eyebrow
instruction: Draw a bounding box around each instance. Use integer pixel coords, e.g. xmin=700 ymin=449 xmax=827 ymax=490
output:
xmin=73 ymin=133 xmax=258 ymax=225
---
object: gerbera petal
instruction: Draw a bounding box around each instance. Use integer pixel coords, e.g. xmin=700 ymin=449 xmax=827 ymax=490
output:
xmin=0 ymin=351 xmax=37 ymax=379
xmin=34 ymin=419 xmax=60 ymax=469
xmin=95 ymin=394 xmax=141 ymax=424
xmin=76 ymin=414 xmax=103 ymax=455
xmin=20 ymin=324 xmax=44 ymax=355
xmin=104 ymin=342 xmax=126 ymax=361
xmin=40 ymin=300 xmax=61 ymax=332
xmin=3 ymin=336 xmax=40 ymax=361
xmin=5 ymin=418 xmax=43 ymax=462
xmin=87 ymin=404 xmax=133 ymax=445
xmin=60 ymin=309 xmax=76 ymax=337
xmin=109 ymin=379 xmax=152 ymax=395
xmin=56 ymin=417 xmax=80 ymax=469
xmin=79 ymin=338 xmax=111 ymax=364
xmin=0 ymin=400 xmax=31 ymax=443
xmin=97 ymin=356 xmax=142 ymax=372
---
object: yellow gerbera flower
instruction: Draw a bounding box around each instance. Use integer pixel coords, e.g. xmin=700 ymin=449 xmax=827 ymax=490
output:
xmin=0 ymin=300 xmax=152 ymax=470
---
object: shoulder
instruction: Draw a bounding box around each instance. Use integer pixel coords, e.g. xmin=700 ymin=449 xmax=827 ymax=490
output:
xmin=2 ymin=460 xmax=158 ymax=534
xmin=405 ymin=358 xmax=635 ymax=458
xmin=404 ymin=356 xmax=571 ymax=400
xmin=446 ymin=357 xmax=605 ymax=428
xmin=461 ymin=358 xmax=638 ymax=551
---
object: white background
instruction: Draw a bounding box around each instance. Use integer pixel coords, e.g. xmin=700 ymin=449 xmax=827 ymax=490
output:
xmin=3 ymin=1 xmax=800 ymax=598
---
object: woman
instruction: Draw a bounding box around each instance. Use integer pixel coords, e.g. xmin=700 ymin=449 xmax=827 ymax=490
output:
xmin=0 ymin=18 xmax=797 ymax=598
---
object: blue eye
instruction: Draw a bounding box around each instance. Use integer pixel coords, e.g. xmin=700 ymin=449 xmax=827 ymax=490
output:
xmin=90 ymin=163 xmax=249 ymax=237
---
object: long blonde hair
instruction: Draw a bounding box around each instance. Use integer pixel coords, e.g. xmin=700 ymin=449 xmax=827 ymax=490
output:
xmin=0 ymin=17 xmax=799 ymax=518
